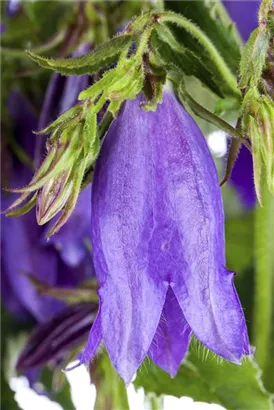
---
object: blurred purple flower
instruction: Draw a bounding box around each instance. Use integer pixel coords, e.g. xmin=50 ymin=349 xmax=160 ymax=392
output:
xmin=223 ymin=1 xmax=259 ymax=42
xmin=74 ymin=92 xmax=250 ymax=383
xmin=17 ymin=302 xmax=96 ymax=371
xmin=1 ymin=92 xmax=63 ymax=322
xmin=0 ymin=78 xmax=94 ymax=322
xmin=6 ymin=0 xmax=21 ymax=17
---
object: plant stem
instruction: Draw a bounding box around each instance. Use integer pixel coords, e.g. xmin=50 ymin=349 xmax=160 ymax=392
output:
xmin=253 ymin=177 xmax=274 ymax=380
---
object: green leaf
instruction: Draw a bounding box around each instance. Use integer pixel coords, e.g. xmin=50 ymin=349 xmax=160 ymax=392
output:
xmin=161 ymin=2 xmax=241 ymax=98
xmin=27 ymin=34 xmax=132 ymax=75
xmin=90 ymin=351 xmax=129 ymax=410
xmin=225 ymin=212 xmax=254 ymax=272
xmin=134 ymin=347 xmax=272 ymax=410
xmin=239 ymin=28 xmax=269 ymax=88
xmin=164 ymin=0 xmax=241 ymax=74
xmin=151 ymin=30 xmax=223 ymax=97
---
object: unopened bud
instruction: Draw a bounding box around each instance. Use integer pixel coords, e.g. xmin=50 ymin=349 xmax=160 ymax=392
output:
xmin=242 ymin=89 xmax=274 ymax=203
xmin=36 ymin=168 xmax=73 ymax=225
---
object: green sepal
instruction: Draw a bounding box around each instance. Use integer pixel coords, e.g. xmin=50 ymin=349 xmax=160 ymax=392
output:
xmin=245 ymin=115 xmax=263 ymax=204
xmin=239 ymin=28 xmax=269 ymax=89
xmin=37 ymin=168 xmax=74 ymax=225
xmin=36 ymin=105 xmax=83 ymax=135
xmin=46 ymin=153 xmax=87 ymax=237
xmin=150 ymin=27 xmax=225 ymax=98
xmin=5 ymin=193 xmax=37 ymax=217
xmin=11 ymin=141 xmax=78 ymax=194
xmin=108 ymin=100 xmax=123 ymax=117
xmin=220 ymin=139 xmax=242 ymax=187
xmin=4 ymin=143 xmax=58 ymax=197
xmin=78 ymin=69 xmax=116 ymax=101
xmin=26 ymin=34 xmax=132 ymax=75
xmin=83 ymin=109 xmax=97 ymax=156
xmin=259 ymin=0 xmax=274 ymax=29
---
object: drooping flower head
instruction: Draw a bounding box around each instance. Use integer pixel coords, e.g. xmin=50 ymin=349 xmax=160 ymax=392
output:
xmin=75 ymin=91 xmax=250 ymax=383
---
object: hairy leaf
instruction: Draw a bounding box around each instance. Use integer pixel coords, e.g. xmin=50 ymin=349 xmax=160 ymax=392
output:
xmin=26 ymin=34 xmax=132 ymax=75
xmin=134 ymin=347 xmax=272 ymax=410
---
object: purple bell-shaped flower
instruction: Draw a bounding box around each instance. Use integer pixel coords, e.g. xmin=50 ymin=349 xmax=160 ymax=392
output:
xmin=75 ymin=91 xmax=250 ymax=383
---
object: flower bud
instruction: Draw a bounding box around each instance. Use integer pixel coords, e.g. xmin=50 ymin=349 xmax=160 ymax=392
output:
xmin=242 ymin=89 xmax=274 ymax=202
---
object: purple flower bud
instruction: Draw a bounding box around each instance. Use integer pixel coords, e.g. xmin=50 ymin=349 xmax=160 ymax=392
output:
xmin=76 ymin=92 xmax=250 ymax=383
xmin=223 ymin=1 xmax=260 ymax=41
xmin=35 ymin=44 xmax=91 ymax=250
xmin=17 ymin=302 xmax=96 ymax=371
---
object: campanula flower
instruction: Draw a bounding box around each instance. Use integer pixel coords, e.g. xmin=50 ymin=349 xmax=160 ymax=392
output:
xmin=76 ymin=91 xmax=250 ymax=383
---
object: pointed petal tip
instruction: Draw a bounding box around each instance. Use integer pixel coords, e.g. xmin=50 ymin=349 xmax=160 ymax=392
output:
xmin=64 ymin=360 xmax=82 ymax=372
xmin=148 ymin=288 xmax=191 ymax=379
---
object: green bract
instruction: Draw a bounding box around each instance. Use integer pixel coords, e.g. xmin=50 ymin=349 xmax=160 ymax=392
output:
xmin=4 ymin=8 xmax=269 ymax=236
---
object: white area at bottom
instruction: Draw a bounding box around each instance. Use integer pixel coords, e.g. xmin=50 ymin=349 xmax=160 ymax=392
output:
xmin=10 ymin=364 xmax=227 ymax=410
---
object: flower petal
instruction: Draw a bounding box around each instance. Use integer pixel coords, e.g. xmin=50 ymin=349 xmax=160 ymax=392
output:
xmin=148 ymin=93 xmax=250 ymax=361
xmin=148 ymin=287 xmax=191 ymax=377
xmin=91 ymin=91 xmax=250 ymax=383
xmin=91 ymin=99 xmax=170 ymax=383
xmin=67 ymin=308 xmax=102 ymax=371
